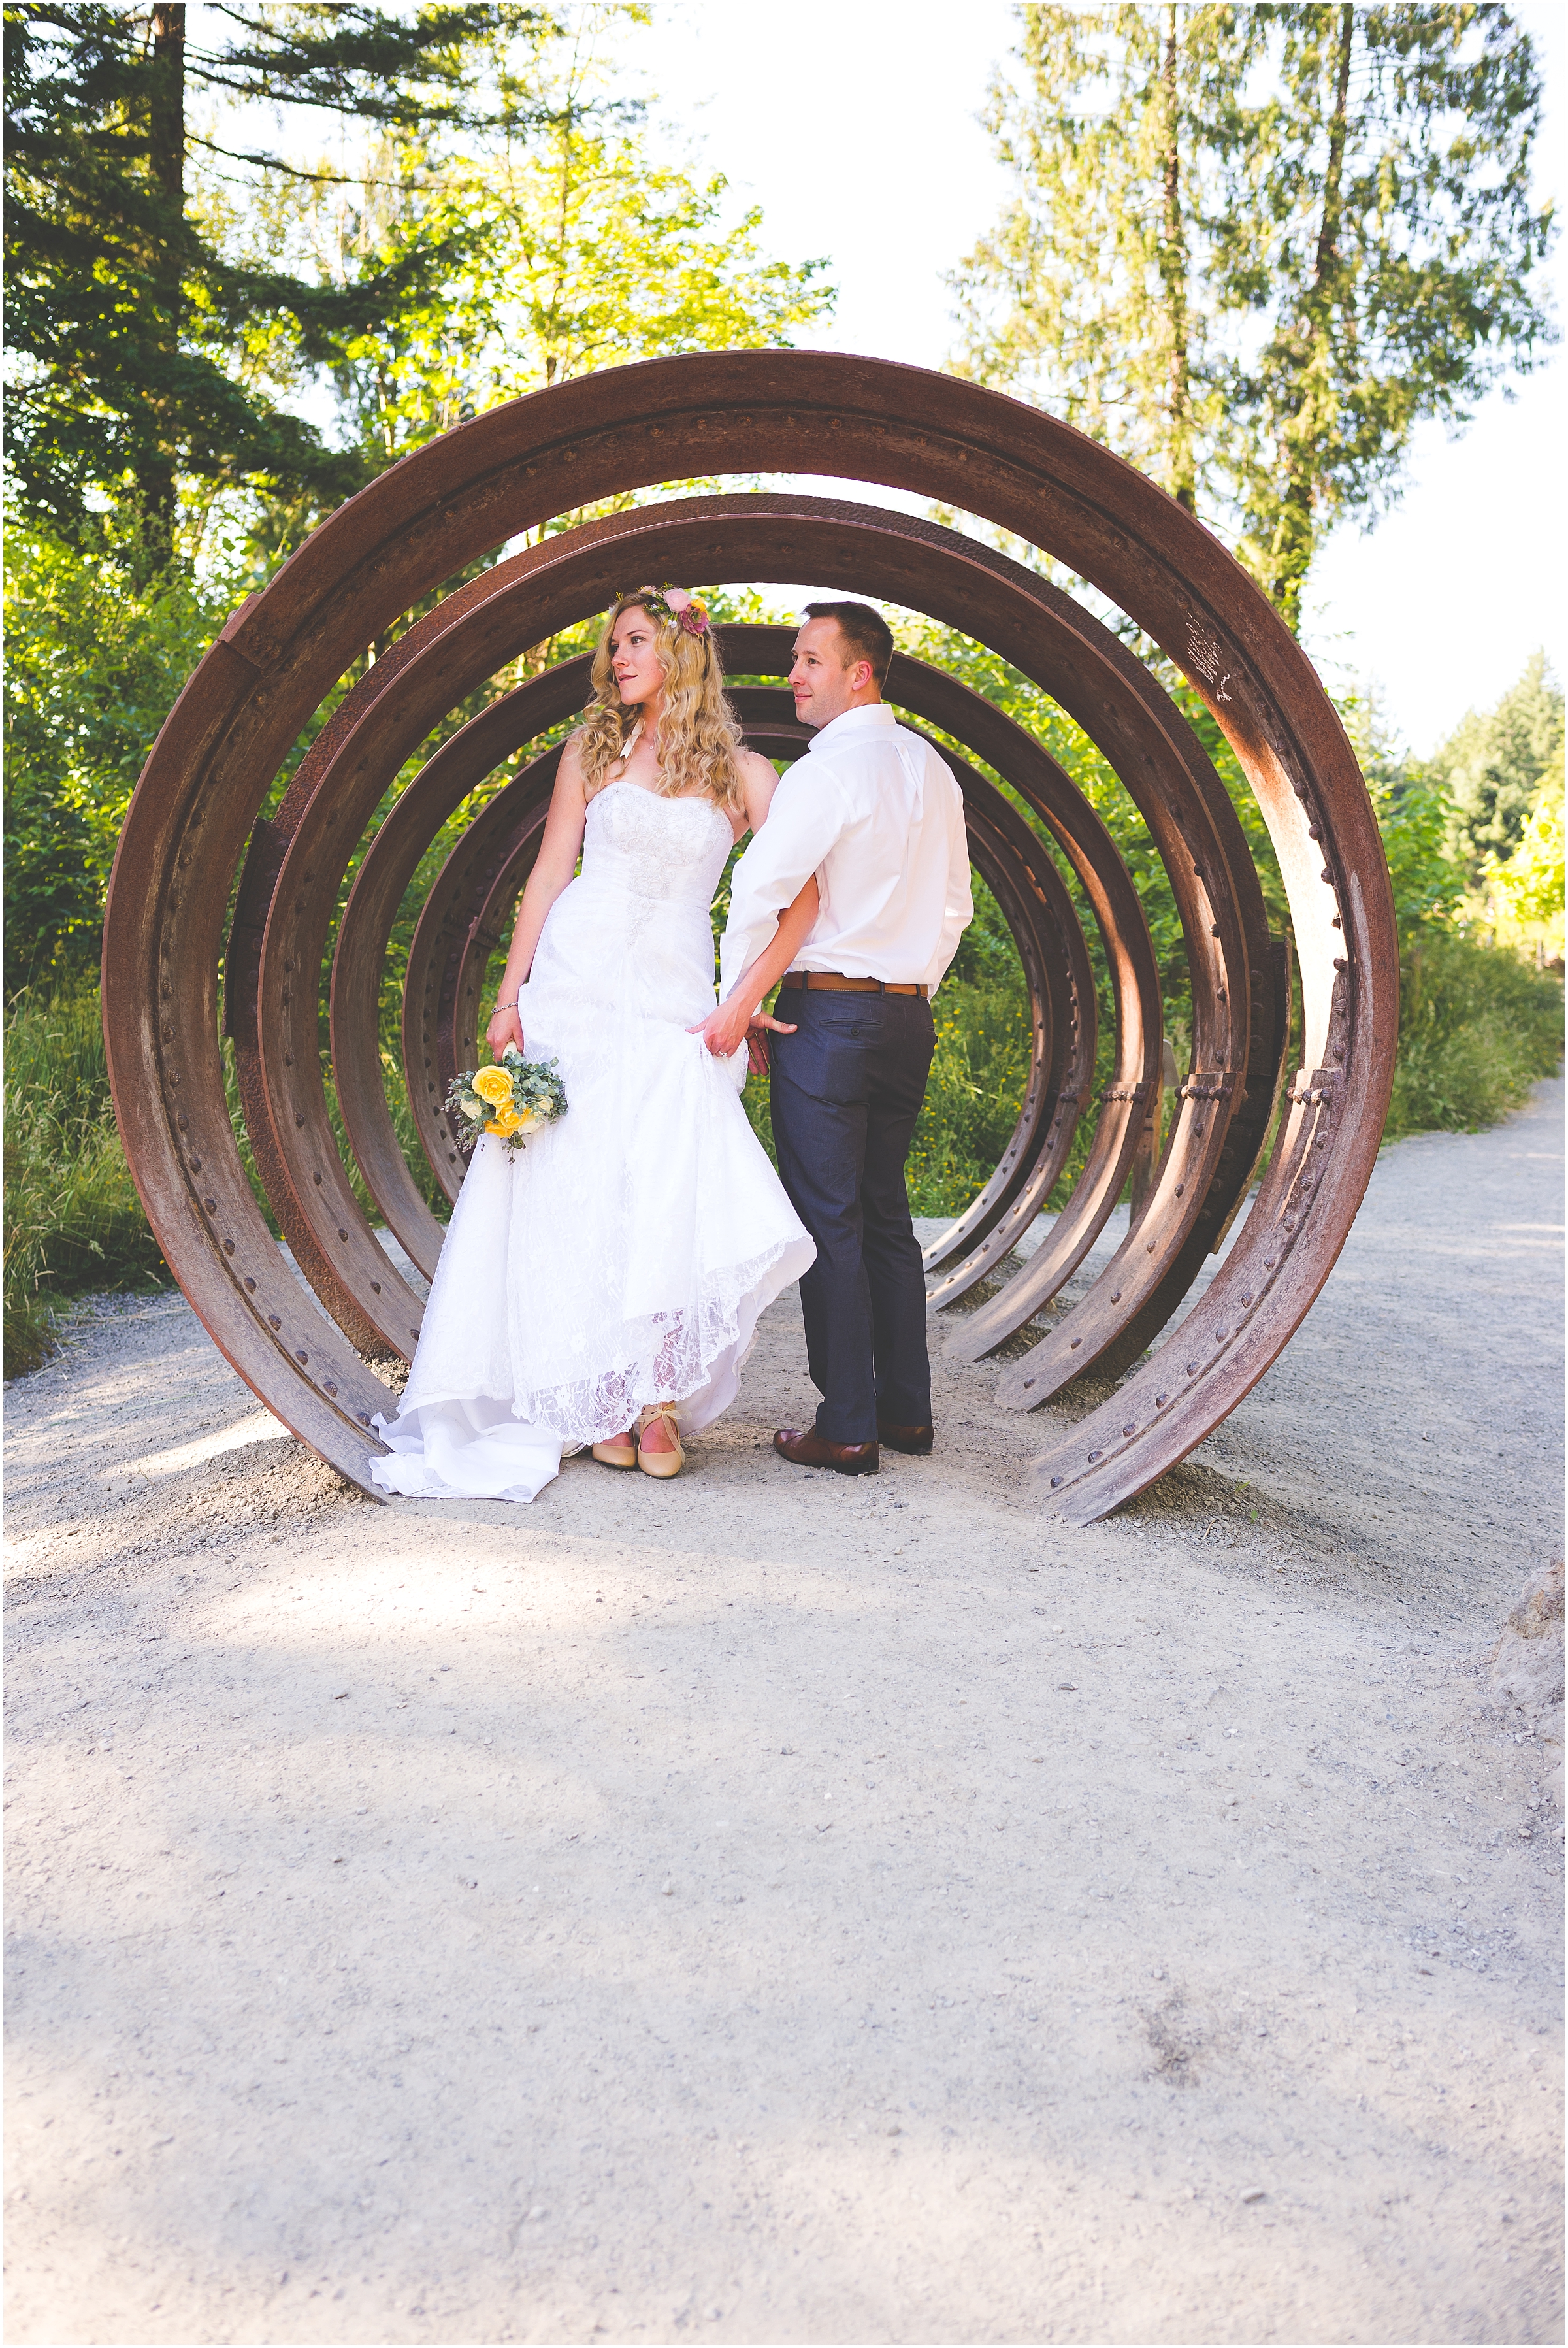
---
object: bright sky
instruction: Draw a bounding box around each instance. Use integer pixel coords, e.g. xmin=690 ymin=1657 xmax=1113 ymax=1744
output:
xmin=660 ymin=0 xmax=1566 ymax=757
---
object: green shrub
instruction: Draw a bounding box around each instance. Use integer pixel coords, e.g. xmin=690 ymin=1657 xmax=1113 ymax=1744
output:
xmin=3 ymin=990 xmax=169 ymax=1371
xmin=2 ymin=518 xmax=238 ymax=997
xmin=1386 ymin=929 xmax=1563 ymax=1141
xmin=3 ymin=985 xmax=455 ymax=1376
xmin=906 ymin=982 xmax=1034 ymax=1217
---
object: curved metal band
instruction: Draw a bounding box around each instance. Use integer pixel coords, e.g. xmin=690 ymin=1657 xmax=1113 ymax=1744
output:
xmin=102 ymin=354 xmax=1395 ymax=1521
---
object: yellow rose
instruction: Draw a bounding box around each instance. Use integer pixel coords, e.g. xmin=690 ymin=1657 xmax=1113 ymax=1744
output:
xmin=491 ymin=1104 xmax=522 ymax=1134
xmin=483 ymin=1117 xmax=506 ymax=1136
xmin=472 ymin=1065 xmax=513 ymax=1106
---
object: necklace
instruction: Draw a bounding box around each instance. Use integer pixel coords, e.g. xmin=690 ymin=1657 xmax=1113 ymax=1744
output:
xmin=611 ymin=718 xmax=644 ymax=772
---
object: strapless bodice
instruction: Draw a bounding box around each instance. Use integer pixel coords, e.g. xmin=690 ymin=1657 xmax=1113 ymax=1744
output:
xmin=580 ymin=781 xmax=734 ymax=909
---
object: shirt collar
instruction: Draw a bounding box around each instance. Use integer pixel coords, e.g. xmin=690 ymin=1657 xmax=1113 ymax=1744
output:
xmin=807 ymin=702 xmax=896 ymax=753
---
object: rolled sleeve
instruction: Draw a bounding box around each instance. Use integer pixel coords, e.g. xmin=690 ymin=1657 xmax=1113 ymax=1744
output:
xmin=719 ymin=769 xmax=847 ymax=1000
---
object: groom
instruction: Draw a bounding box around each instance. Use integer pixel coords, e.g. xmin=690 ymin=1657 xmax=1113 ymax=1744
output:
xmin=717 ymin=603 xmax=972 ymax=1476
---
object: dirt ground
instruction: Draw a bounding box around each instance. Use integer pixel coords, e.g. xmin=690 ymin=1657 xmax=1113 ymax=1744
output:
xmin=5 ymin=1079 xmax=1563 ymax=2347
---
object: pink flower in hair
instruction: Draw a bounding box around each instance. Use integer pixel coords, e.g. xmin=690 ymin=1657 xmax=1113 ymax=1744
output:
xmin=670 ymin=587 xmax=711 ymax=637
xmin=628 ymin=583 xmax=711 ymax=636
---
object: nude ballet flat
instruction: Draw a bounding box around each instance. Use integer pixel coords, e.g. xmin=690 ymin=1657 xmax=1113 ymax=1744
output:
xmin=636 ymin=1404 xmax=685 ymax=1479
xmin=591 ymin=1429 xmax=638 ymax=1469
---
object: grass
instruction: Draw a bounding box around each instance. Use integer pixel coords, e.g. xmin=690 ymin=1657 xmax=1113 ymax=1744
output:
xmin=1383 ymin=928 xmax=1563 ymax=1141
xmin=907 ymin=983 xmax=1041 ymax=1217
xmin=5 ymin=931 xmax=1560 ymax=1376
xmin=3 ymin=989 xmax=451 ymax=1377
xmin=3 ymin=991 xmax=168 ymax=1373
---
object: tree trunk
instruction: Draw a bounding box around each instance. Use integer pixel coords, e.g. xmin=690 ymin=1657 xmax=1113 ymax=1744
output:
xmin=1158 ymin=3 xmax=1195 ymax=512
xmin=141 ymin=3 xmax=186 ymax=565
xmin=1267 ymin=1 xmax=1354 ymax=627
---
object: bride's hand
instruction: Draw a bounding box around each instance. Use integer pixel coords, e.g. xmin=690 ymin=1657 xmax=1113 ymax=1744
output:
xmin=689 ymin=998 xmax=753 ymax=1059
xmin=689 ymin=997 xmax=799 ymax=1060
xmin=487 ymin=1004 xmax=523 ymax=1057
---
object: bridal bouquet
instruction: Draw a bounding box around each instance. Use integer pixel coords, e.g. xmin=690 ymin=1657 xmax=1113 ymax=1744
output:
xmin=445 ymin=1045 xmax=567 ymax=1154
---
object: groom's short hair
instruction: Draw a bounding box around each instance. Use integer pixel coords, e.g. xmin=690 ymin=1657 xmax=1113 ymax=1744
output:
xmin=802 ymin=600 xmax=894 ymax=691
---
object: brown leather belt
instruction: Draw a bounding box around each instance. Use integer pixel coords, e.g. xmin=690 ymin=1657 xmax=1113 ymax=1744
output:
xmin=779 ymin=971 xmax=929 ymax=999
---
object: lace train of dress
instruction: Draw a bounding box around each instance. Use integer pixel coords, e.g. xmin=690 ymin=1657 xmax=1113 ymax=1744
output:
xmin=370 ymin=784 xmax=815 ymax=1502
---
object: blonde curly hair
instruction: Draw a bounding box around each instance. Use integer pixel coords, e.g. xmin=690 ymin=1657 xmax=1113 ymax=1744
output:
xmin=576 ymin=592 xmax=745 ymax=814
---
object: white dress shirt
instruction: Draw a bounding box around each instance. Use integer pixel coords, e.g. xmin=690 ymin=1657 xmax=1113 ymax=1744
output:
xmin=719 ymin=703 xmax=973 ymax=1000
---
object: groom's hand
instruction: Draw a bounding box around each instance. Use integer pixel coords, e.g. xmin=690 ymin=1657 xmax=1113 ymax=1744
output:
xmin=744 ymin=1006 xmax=796 ymax=1076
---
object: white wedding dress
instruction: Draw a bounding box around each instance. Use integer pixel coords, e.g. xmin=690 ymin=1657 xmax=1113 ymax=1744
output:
xmin=370 ymin=782 xmax=815 ymax=1502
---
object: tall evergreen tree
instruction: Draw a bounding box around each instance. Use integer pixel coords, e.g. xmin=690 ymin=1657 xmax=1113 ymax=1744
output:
xmin=3 ymin=2 xmax=549 ymax=557
xmin=1226 ymin=4 xmax=1556 ymax=624
xmin=1431 ymin=650 xmax=1564 ymax=872
xmin=268 ymin=29 xmax=833 ymax=474
xmin=948 ymin=4 xmax=1254 ymax=519
xmin=950 ymin=4 xmax=1555 ymax=628
xmin=1 ymin=5 xmax=835 ymax=994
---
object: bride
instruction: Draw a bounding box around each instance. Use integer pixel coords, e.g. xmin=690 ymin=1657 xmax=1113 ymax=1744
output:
xmin=370 ymin=587 xmax=819 ymax=1502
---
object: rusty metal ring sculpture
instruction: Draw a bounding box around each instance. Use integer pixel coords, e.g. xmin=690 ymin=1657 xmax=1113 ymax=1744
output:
xmin=103 ymin=352 xmax=1396 ymax=1524
xmin=338 ymin=627 xmax=1149 ymax=1302
xmin=237 ymin=489 xmax=1269 ymax=1383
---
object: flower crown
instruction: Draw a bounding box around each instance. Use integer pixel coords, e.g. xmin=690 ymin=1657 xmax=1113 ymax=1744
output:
xmin=621 ymin=584 xmax=711 ymax=638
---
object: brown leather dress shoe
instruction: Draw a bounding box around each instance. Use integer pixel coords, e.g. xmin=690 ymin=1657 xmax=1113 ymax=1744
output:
xmin=877 ymin=1416 xmax=934 ymax=1455
xmin=773 ymin=1427 xmax=879 ymax=1476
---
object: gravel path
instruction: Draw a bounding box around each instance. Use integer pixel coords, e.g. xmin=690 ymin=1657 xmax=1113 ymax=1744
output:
xmin=5 ymin=1080 xmax=1563 ymax=2345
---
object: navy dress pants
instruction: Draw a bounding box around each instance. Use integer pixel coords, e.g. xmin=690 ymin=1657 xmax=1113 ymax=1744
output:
xmin=768 ymin=988 xmax=936 ymax=1446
